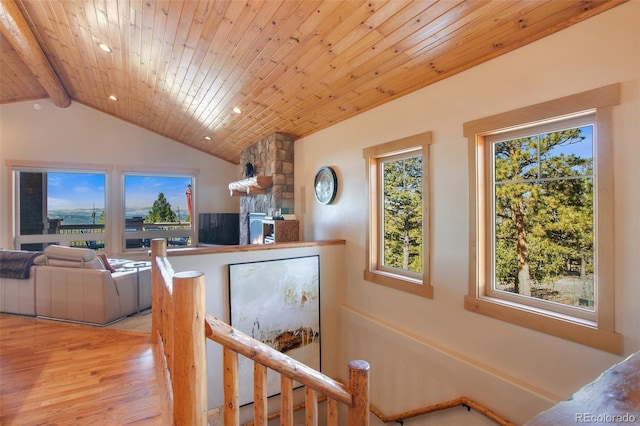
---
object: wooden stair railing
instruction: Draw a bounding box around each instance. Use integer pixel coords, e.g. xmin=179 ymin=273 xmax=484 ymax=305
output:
xmin=371 ymin=398 xmax=513 ymax=425
xmin=150 ymin=239 xmax=208 ymax=424
xmin=149 ymin=238 xmax=370 ymax=426
xmin=205 ymin=314 xmax=370 ymax=426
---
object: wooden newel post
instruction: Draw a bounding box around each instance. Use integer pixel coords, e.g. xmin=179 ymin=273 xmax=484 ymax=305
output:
xmin=347 ymin=360 xmax=370 ymax=426
xmin=150 ymin=238 xmax=167 ymax=344
xmin=172 ymin=271 xmax=208 ymax=425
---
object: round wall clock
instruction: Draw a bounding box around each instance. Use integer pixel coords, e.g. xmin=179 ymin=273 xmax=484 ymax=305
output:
xmin=314 ymin=166 xmax=338 ymax=204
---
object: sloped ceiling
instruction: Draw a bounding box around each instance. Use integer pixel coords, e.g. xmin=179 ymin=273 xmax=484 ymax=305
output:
xmin=0 ymin=0 xmax=627 ymax=164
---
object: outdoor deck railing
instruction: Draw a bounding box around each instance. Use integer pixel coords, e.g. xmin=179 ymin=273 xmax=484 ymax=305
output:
xmin=20 ymin=221 xmax=193 ymax=250
xmin=55 ymin=222 xmax=192 ymax=234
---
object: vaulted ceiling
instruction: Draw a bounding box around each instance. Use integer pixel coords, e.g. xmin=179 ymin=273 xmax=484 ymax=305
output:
xmin=0 ymin=0 xmax=626 ymax=164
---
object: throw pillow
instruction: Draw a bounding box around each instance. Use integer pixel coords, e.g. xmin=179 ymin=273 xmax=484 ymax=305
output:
xmin=96 ymin=253 xmax=117 ymax=273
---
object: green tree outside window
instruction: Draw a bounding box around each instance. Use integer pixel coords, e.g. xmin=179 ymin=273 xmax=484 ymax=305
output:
xmin=493 ymin=126 xmax=594 ymax=308
xmin=146 ymin=193 xmax=177 ymax=223
xmin=382 ymin=155 xmax=423 ymax=273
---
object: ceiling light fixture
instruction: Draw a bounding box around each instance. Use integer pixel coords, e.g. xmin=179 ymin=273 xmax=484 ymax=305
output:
xmin=232 ymin=107 xmax=242 ymax=114
xmin=109 ymin=95 xmax=118 ymax=101
xmin=98 ymin=42 xmax=112 ymax=53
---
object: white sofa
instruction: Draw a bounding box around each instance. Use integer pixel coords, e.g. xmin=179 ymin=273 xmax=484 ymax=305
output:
xmin=0 ymin=268 xmax=37 ymax=316
xmin=0 ymin=245 xmax=150 ymax=325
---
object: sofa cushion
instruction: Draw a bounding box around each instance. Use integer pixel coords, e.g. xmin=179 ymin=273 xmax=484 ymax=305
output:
xmin=46 ymin=257 xmax=104 ymax=269
xmin=44 ymin=245 xmax=95 ymax=262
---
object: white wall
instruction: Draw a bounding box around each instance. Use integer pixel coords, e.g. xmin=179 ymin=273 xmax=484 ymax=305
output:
xmin=295 ymin=2 xmax=639 ymax=424
xmin=0 ymin=101 xmax=239 ymax=252
xmin=167 ymin=243 xmax=346 ymax=421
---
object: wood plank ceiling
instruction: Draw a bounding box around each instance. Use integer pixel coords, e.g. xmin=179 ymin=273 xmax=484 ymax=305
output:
xmin=0 ymin=0 xmax=627 ymax=164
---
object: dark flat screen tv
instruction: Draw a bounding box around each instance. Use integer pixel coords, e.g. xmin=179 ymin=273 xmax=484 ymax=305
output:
xmin=198 ymin=213 xmax=240 ymax=245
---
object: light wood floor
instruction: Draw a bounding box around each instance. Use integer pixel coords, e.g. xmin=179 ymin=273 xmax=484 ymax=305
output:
xmin=0 ymin=314 xmax=171 ymax=425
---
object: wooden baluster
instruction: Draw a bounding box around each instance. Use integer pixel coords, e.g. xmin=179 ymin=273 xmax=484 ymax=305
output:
xmin=281 ymin=376 xmax=294 ymax=426
xmin=150 ymin=238 xmax=166 ymax=343
xmin=305 ymin=387 xmax=318 ymax=426
xmin=166 ymin=284 xmax=174 ymax=383
xmin=254 ymin=363 xmax=268 ymax=426
xmin=327 ymin=398 xmax=339 ymax=426
xmin=347 ymin=360 xmax=370 ymax=426
xmin=172 ymin=270 xmax=207 ymax=425
xmin=224 ymin=348 xmax=239 ymax=426
xmin=163 ymin=280 xmax=170 ymax=364
xmin=158 ymin=274 xmax=165 ymax=351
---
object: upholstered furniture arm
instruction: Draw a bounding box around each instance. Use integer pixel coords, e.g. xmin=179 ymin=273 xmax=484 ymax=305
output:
xmin=35 ymin=266 xmax=122 ymax=325
xmin=112 ymin=270 xmax=137 ymax=315
xmin=0 ymin=265 xmax=37 ymax=315
xmin=112 ymin=267 xmax=151 ymax=313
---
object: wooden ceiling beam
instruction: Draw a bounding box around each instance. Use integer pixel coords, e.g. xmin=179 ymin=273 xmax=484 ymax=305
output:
xmin=0 ymin=0 xmax=70 ymax=108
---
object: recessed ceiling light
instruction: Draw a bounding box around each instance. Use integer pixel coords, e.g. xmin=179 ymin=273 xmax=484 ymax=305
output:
xmin=109 ymin=95 xmax=118 ymax=101
xmin=232 ymin=106 xmax=242 ymax=114
xmin=204 ymin=136 xmax=212 ymax=141
xmin=98 ymin=42 xmax=112 ymax=53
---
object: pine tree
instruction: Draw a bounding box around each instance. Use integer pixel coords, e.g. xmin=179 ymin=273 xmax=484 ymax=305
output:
xmin=382 ymin=155 xmax=422 ymax=272
xmin=147 ymin=193 xmax=177 ymax=223
xmin=494 ymin=127 xmax=593 ymax=302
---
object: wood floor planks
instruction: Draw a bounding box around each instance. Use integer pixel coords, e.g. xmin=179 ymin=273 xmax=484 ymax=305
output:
xmin=0 ymin=314 xmax=171 ymax=425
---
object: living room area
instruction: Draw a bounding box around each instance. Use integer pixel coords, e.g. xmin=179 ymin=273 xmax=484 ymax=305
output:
xmin=0 ymin=244 xmax=151 ymax=326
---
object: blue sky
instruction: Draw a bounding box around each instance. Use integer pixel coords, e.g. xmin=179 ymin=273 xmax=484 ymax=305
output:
xmin=47 ymin=173 xmax=192 ymax=212
xmin=545 ymin=125 xmax=593 ymax=159
xmin=124 ymin=175 xmax=192 ymax=210
xmin=47 ymin=173 xmax=105 ymax=210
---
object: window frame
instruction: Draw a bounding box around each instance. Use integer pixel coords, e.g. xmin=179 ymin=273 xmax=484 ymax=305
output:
xmin=363 ymin=132 xmax=432 ymax=298
xmin=6 ymin=161 xmax=199 ymax=253
xmin=464 ymin=84 xmax=622 ymax=354
xmin=11 ymin=164 xmax=109 ymax=250
xmin=121 ymin=171 xmax=196 ymax=252
xmin=485 ymin=113 xmax=597 ymax=322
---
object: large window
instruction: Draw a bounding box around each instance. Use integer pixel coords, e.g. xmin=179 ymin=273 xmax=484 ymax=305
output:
xmin=363 ymin=132 xmax=432 ymax=298
xmin=464 ymin=85 xmax=622 ymax=354
xmin=10 ymin=164 xmax=197 ymax=253
xmin=123 ymin=174 xmax=194 ymax=251
xmin=14 ymin=169 xmax=107 ymax=251
xmin=488 ymin=115 xmax=596 ymax=320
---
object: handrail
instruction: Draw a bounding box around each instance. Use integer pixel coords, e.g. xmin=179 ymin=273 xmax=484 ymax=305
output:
xmin=242 ymin=395 xmax=513 ymax=426
xmin=371 ymin=397 xmax=513 ymax=425
xmin=204 ymin=315 xmax=354 ymax=406
xmin=239 ymin=385 xmax=512 ymax=425
xmin=206 ymin=315 xmax=370 ymax=425
xmin=150 ymin=237 xmax=370 ymax=426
